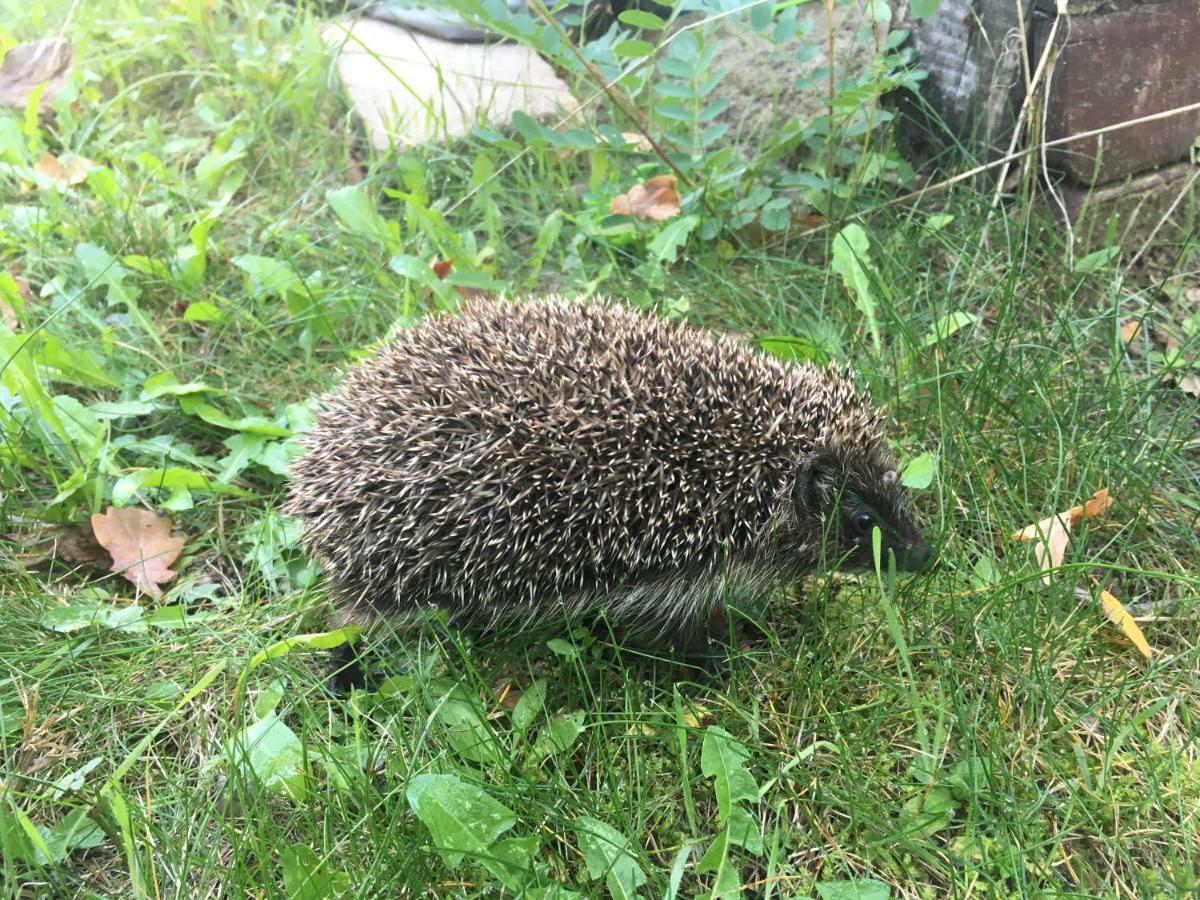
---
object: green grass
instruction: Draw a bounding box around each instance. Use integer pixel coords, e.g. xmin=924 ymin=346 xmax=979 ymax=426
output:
xmin=2 ymin=1 xmax=1199 ymax=897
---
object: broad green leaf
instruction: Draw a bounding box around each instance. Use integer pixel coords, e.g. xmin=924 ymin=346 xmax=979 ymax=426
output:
xmin=281 ymin=843 xmax=350 ymax=900
xmin=649 ymin=214 xmax=699 ymax=265
xmin=434 ymin=680 xmax=504 ymax=764
xmin=112 ymin=467 xmax=245 ymax=509
xmin=40 ymin=337 xmax=118 ymax=387
xmin=618 ymin=9 xmax=664 ymax=29
xmin=326 ymin=185 xmax=393 ymax=247
xmin=1074 ymin=246 xmax=1121 ymax=274
xmin=899 ymin=452 xmax=936 ymax=490
xmin=701 ymin=727 xmax=757 ymax=819
xmin=758 ymin=335 xmax=831 ymax=366
xmin=233 ymin=629 xmax=359 ymax=710
xmin=89 ymin=399 xmax=157 ymax=419
xmin=922 ymin=310 xmax=977 ymax=347
xmin=546 ymin=638 xmax=579 ymax=659
xmin=759 ymin=197 xmax=792 ymax=232
xmin=614 ymin=39 xmax=655 ymax=59
xmin=727 ymin=803 xmax=762 ymax=854
xmin=141 ymin=372 xmax=213 ymax=400
xmin=225 ymin=712 xmax=307 ymax=800
xmin=909 ymin=0 xmax=940 ymax=18
xmin=830 ymin=224 xmax=880 ymax=351
xmin=576 ymin=816 xmax=646 ymax=899
xmin=406 ymin=773 xmax=516 ymax=869
xmin=183 ymin=300 xmax=223 ymax=322
xmin=696 ymin=825 xmax=741 ymax=898
xmin=484 ymin=835 xmax=542 ymax=891
xmin=532 ymin=710 xmax=585 ymax=758
xmin=900 ymin=784 xmax=957 ymax=838
xmin=253 ymin=680 xmax=285 ymax=720
xmin=749 ymin=0 xmax=772 ymax=31
xmin=34 ymin=808 xmax=104 ymax=864
xmin=925 ymin=213 xmax=954 ymax=232
xmin=815 ymin=878 xmax=892 ymax=899
xmin=970 ymin=556 xmax=1000 ymax=588
xmin=178 ymin=397 xmax=291 ymax=436
xmin=233 ymin=254 xmax=301 ymax=301
xmin=511 ymin=679 xmax=547 ymax=731
xmin=41 ymin=600 xmax=146 ymax=634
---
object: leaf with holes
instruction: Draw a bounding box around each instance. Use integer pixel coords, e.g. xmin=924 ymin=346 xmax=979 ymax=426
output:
xmin=90 ymin=507 xmax=185 ymax=599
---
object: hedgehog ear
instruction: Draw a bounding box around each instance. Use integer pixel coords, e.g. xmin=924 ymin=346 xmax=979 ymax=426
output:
xmin=793 ymin=451 xmax=836 ymax=514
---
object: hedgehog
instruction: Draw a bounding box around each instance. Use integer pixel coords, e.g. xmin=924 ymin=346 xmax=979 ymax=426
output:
xmin=286 ymin=296 xmax=932 ymax=678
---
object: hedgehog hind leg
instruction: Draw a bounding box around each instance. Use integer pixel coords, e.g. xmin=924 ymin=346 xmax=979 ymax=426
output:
xmin=322 ymin=572 xmax=408 ymax=694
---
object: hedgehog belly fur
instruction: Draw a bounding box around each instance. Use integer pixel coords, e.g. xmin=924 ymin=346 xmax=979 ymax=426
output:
xmin=286 ymin=296 xmax=844 ymax=640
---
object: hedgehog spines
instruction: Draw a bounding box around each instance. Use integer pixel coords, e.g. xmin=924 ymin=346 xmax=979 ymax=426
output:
xmin=286 ymin=295 xmax=927 ymax=643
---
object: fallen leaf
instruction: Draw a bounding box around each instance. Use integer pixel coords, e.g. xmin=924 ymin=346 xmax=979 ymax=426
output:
xmin=1011 ymin=488 xmax=1112 ymax=584
xmin=1096 ymin=588 xmax=1153 ymax=658
xmin=1177 ymin=374 xmax=1200 ymax=398
xmin=610 ymin=174 xmax=680 ymax=221
xmin=33 ymin=151 xmax=97 ymax=186
xmin=90 ymin=507 xmax=186 ymax=600
xmin=0 ymin=37 xmax=73 ymax=111
xmin=1072 ymin=487 xmax=1113 ymax=523
xmin=1119 ymin=319 xmax=1141 ymax=345
xmin=5 ymin=524 xmax=108 ymax=571
xmin=1153 ymin=327 xmax=1181 ymax=352
xmin=430 ymin=258 xmax=453 ymax=280
xmin=1030 ymin=513 xmax=1071 ymax=584
xmin=795 ymin=212 xmax=828 ymax=232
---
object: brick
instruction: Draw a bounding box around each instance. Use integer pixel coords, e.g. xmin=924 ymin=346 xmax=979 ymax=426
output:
xmin=1039 ymin=0 xmax=1200 ymax=184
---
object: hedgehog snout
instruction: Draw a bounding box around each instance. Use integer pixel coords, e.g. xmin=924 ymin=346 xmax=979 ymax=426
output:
xmin=895 ymin=538 xmax=934 ymax=572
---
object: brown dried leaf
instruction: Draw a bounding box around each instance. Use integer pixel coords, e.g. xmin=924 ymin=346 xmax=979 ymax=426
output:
xmin=1097 ymin=588 xmax=1153 ymax=658
xmin=1153 ymin=326 xmax=1181 ymax=352
xmin=1071 ymin=487 xmax=1113 ymax=523
xmin=1177 ymin=373 xmax=1200 ymax=398
xmin=90 ymin=507 xmax=185 ymax=600
xmin=0 ymin=38 xmax=73 ymax=111
xmin=610 ymin=174 xmax=680 ymax=221
xmin=33 ymin=151 xmax=97 ymax=186
xmin=1119 ymin=319 xmax=1141 ymax=345
xmin=796 ymin=212 xmax=828 ymax=232
xmin=6 ymin=523 xmax=108 ymax=571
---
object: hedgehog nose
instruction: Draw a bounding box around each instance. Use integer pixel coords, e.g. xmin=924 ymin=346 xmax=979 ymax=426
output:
xmin=901 ymin=541 xmax=934 ymax=572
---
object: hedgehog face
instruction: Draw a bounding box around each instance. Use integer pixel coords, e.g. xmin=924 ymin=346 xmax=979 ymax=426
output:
xmin=793 ymin=447 xmax=932 ymax=572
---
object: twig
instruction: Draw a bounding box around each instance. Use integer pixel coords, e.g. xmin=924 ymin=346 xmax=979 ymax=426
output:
xmin=525 ymin=0 xmax=695 ymax=190
xmin=833 ymin=99 xmax=1200 ymax=233
xmin=1126 ymin=166 xmax=1200 ymax=271
xmin=987 ymin=2 xmax=1063 ymax=216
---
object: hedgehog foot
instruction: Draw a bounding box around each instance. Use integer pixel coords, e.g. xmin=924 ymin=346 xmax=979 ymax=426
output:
xmin=328 ymin=642 xmax=371 ymax=694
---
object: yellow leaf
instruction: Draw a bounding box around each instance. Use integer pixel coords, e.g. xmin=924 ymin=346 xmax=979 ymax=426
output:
xmin=1097 ymin=589 xmax=1152 ymax=658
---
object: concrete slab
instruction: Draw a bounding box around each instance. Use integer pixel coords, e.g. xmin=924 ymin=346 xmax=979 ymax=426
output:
xmin=322 ymin=16 xmax=579 ymax=149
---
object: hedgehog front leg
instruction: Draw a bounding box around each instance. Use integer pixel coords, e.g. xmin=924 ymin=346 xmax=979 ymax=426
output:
xmin=672 ymin=605 xmax=732 ymax=676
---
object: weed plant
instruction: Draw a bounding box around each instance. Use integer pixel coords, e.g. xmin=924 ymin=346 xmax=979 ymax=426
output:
xmin=1 ymin=0 xmax=1198 ymax=896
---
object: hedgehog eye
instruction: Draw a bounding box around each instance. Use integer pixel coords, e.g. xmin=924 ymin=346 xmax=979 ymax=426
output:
xmin=852 ymin=511 xmax=875 ymax=535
